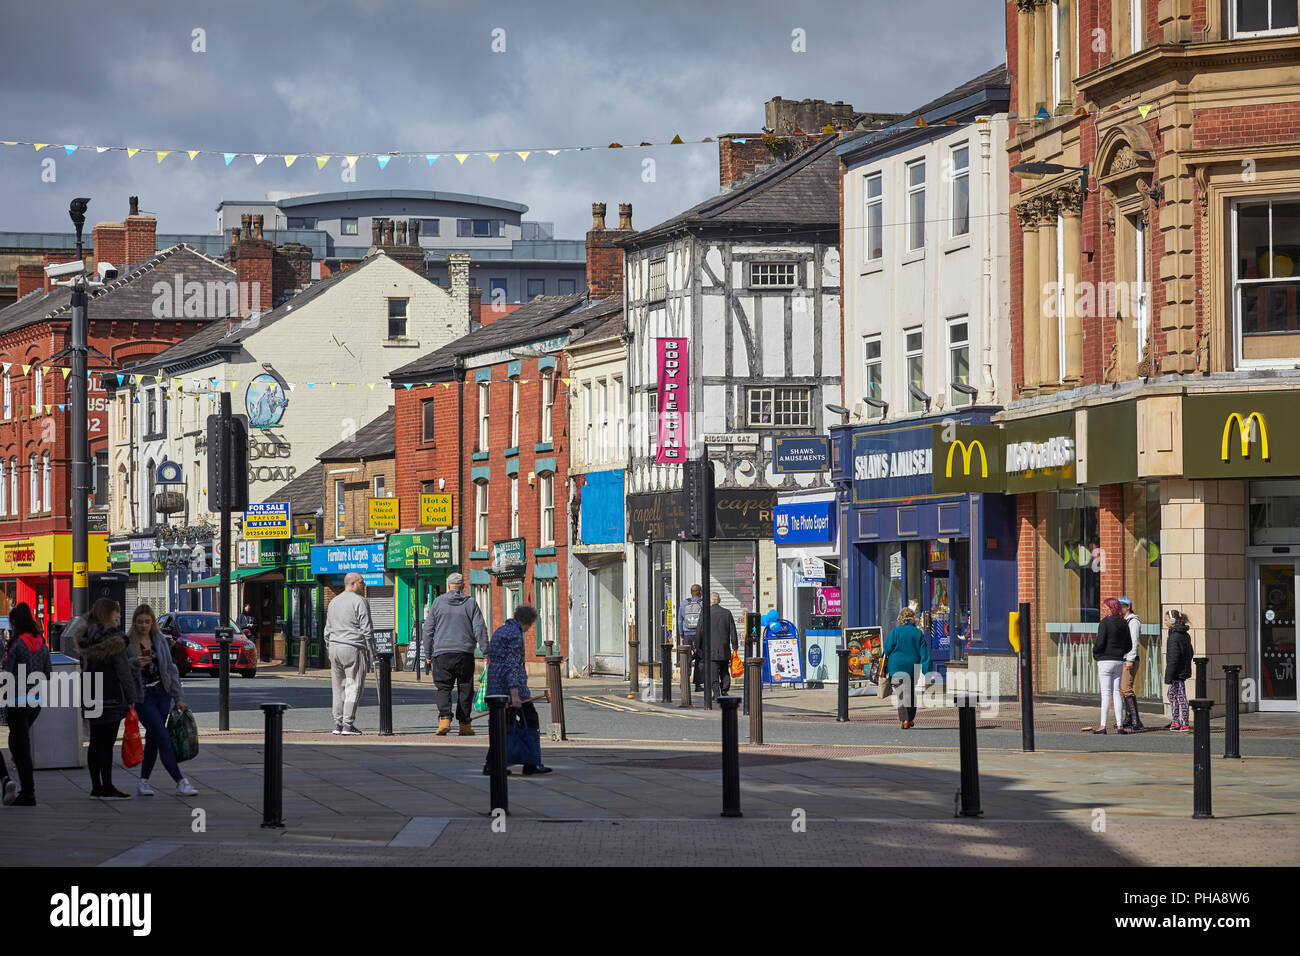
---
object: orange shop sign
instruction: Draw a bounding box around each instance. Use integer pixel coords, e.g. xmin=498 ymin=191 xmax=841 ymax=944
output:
xmin=0 ymin=535 xmax=109 ymax=576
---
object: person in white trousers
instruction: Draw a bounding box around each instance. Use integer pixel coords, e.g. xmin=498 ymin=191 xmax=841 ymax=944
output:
xmin=1092 ymin=597 xmax=1131 ymax=734
xmin=325 ymin=572 xmax=375 ymax=735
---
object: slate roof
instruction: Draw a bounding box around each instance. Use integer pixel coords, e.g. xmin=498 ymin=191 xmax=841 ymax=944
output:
xmin=386 ymin=292 xmax=588 ymax=381
xmin=625 ymin=133 xmax=842 ymax=245
xmin=0 ymin=244 xmax=236 ymax=337
xmin=318 ymin=406 xmax=395 ymax=461
xmin=133 ymin=252 xmax=384 ymax=375
xmin=264 ymin=460 xmax=323 ymax=517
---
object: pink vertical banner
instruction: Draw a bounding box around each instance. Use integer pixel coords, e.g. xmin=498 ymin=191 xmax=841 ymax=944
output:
xmin=655 ymin=337 xmax=688 ymax=464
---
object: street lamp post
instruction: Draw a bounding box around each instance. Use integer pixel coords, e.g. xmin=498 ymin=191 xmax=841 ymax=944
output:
xmin=68 ymin=198 xmax=91 ymax=621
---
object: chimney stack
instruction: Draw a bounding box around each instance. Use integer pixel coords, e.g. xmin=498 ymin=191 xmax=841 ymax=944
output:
xmin=448 ymin=252 xmax=471 ymax=335
xmin=586 ymin=201 xmax=633 ymax=302
xmin=383 ymin=220 xmax=394 ymax=245
xmin=252 ymin=214 xmax=264 ymax=240
xmin=241 ymin=213 xmax=252 ymax=240
xmin=371 ymin=219 xmax=383 ymax=246
xmin=124 ymin=195 xmax=157 ymax=267
xmin=16 ymin=264 xmax=43 ymax=299
xmin=92 ymin=219 xmax=127 ymax=275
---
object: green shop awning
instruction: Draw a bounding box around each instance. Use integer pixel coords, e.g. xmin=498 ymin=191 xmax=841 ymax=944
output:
xmin=180 ymin=567 xmax=284 ymax=590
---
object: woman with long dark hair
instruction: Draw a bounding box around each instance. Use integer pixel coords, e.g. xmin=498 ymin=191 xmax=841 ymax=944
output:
xmin=127 ymin=605 xmax=197 ymax=796
xmin=75 ymin=598 xmax=138 ymax=799
xmin=1092 ymin=598 xmax=1131 ymax=735
xmin=2 ymin=603 xmax=50 ymax=806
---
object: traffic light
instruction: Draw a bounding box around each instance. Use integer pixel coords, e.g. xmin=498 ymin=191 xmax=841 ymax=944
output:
xmin=683 ymin=458 xmax=714 ymax=539
xmin=207 ymin=413 xmax=250 ymax=512
xmin=743 ymin=611 xmax=761 ymax=656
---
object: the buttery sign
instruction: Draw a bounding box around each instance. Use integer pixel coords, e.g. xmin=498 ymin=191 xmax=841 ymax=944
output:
xmin=931 ymin=424 xmax=1004 ymax=494
xmin=774 ymin=435 xmax=830 ymax=473
xmin=1002 ymin=412 xmax=1076 ymax=494
xmin=386 ymin=532 xmax=455 ymax=569
xmin=1182 ymin=392 xmax=1300 ymax=479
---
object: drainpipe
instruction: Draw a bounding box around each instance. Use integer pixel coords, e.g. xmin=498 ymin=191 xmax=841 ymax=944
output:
xmin=455 ymin=359 xmax=465 ymax=572
xmin=979 ymin=119 xmax=995 ymax=400
xmin=129 ymin=381 xmax=138 ymax=528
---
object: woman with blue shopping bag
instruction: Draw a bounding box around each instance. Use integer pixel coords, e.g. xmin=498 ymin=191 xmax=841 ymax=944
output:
xmin=482 ymin=605 xmax=551 ymax=777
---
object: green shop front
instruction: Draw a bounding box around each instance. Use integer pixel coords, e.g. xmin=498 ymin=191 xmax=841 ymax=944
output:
xmin=387 ymin=530 xmax=458 ymax=656
xmin=285 ymin=536 xmax=326 ymax=668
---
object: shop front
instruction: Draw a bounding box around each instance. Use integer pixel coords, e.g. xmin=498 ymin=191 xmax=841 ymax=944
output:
xmin=774 ymin=493 xmax=841 ymax=680
xmin=310 ymin=541 xmax=391 ymax=629
xmin=284 ymin=535 xmax=325 ymax=668
xmin=387 ymin=530 xmax=456 ymax=655
xmin=570 ymin=469 xmax=626 ymax=678
xmin=0 ymin=533 xmax=110 ymax=638
xmin=832 ymin=410 xmax=1017 ymax=686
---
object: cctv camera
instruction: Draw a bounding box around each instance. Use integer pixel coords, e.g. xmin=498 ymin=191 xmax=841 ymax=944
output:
xmin=97 ymin=262 xmax=118 ymax=280
xmin=45 ymin=259 xmax=86 ymax=279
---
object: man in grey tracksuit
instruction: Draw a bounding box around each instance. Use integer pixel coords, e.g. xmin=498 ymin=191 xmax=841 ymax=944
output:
xmin=423 ymin=572 xmax=489 ymax=736
xmin=325 ymin=572 xmax=375 ymax=735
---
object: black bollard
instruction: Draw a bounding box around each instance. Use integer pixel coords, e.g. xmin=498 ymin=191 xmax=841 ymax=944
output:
xmin=677 ymin=646 xmax=693 ymax=709
xmin=836 ymin=647 xmax=850 ymax=722
xmin=661 ymin=641 xmax=673 ymax=704
xmin=545 ymin=654 xmax=567 ymax=740
xmin=746 ymin=658 xmax=763 ymax=744
xmin=1193 ymin=656 xmax=1208 ymax=700
xmin=628 ymin=636 xmax=639 ymax=698
xmin=1018 ymin=601 xmax=1035 ymax=753
xmin=719 ymin=695 xmax=743 ymax=818
xmin=1191 ymin=697 xmax=1214 ymax=818
xmin=260 ymin=702 xmax=291 ymax=828
xmin=377 ymin=652 xmax=393 ymax=736
xmin=486 ymin=695 xmax=509 ymax=815
xmin=216 ymin=627 xmax=234 ymax=732
xmin=1222 ymin=665 xmax=1241 ymax=759
xmin=955 ymin=693 xmax=983 ymax=818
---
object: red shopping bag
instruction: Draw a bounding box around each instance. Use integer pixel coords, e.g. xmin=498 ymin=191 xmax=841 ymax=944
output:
xmin=121 ymin=706 xmax=143 ymax=768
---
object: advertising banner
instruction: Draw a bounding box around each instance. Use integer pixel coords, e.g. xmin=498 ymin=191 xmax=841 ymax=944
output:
xmin=1182 ymin=392 xmax=1300 ymax=478
xmin=774 ymin=499 xmax=836 ymax=545
xmin=655 ymin=337 xmax=688 ymax=464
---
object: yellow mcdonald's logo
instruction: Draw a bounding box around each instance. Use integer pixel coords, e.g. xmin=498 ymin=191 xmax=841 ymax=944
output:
xmin=1220 ymin=412 xmax=1269 ymax=462
xmin=945 ymin=439 xmax=989 ymax=478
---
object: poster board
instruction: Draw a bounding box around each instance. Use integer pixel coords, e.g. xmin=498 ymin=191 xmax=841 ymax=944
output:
xmin=766 ymin=636 xmax=803 ymax=685
xmin=843 ymin=626 xmax=884 ymax=683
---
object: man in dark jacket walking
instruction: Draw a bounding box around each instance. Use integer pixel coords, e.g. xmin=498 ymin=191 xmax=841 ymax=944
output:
xmin=423 ymin=572 xmax=489 ymax=735
xmin=707 ymin=593 xmax=739 ymax=696
xmin=679 ymin=584 xmax=705 ymax=691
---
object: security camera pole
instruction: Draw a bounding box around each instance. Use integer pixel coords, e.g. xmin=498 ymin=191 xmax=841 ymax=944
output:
xmin=68 ymin=198 xmax=92 ymax=621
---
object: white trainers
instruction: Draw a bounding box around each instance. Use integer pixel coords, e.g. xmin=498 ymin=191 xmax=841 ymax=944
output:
xmin=339 ymin=724 xmax=362 ymax=736
xmin=176 ymin=779 xmax=199 ymax=796
xmin=331 ymin=721 xmax=343 ymax=735
xmin=2 ymin=778 xmax=17 ymax=806
xmin=137 ymin=778 xmax=155 ymax=796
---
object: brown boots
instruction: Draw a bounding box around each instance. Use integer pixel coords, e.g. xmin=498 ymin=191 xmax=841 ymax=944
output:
xmin=436 ymin=717 xmax=451 ymax=736
xmin=459 ymin=722 xmax=475 ymax=736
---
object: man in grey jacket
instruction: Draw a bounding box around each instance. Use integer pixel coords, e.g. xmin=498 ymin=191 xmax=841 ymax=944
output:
xmin=423 ymin=572 xmax=488 ymax=735
xmin=325 ymin=572 xmax=375 ymax=735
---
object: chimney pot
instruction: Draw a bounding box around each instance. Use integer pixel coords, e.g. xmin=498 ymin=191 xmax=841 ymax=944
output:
xmin=371 ymin=219 xmax=382 ymax=245
xmin=618 ymin=203 xmax=633 ymax=230
xmin=396 ymin=220 xmax=407 ymax=245
xmin=383 ymin=220 xmax=394 ymax=245
xmin=128 ymin=196 xmax=140 ymax=216
xmin=252 ymin=214 xmax=264 ymax=240
xmin=241 ymin=213 xmax=252 ymax=240
xmin=591 ymin=202 xmax=607 ymax=231
xmin=409 ymin=218 xmax=421 ymax=243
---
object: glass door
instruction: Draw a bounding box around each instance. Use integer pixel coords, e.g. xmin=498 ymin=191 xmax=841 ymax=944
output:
xmin=1255 ymin=561 xmax=1297 ymax=711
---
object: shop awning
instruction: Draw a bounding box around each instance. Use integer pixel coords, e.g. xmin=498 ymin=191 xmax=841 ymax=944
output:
xmin=180 ymin=568 xmax=284 ymax=590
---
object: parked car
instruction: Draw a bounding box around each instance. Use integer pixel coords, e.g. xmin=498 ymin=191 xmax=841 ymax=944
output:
xmin=158 ymin=611 xmax=258 ymax=678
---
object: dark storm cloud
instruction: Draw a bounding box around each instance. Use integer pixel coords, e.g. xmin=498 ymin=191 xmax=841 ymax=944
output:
xmin=0 ymin=0 xmax=1003 ymax=238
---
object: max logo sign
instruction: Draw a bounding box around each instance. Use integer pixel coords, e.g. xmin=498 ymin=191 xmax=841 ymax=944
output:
xmin=1221 ymin=412 xmax=1269 ymax=462
xmin=944 ymin=439 xmax=989 ymax=478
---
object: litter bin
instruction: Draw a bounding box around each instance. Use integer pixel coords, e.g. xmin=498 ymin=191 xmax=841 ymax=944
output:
xmin=49 ymin=620 xmax=70 ymax=655
xmin=30 ymin=653 xmax=84 ymax=769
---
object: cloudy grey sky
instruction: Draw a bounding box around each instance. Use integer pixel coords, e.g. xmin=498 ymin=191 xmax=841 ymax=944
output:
xmin=0 ymin=0 xmax=1005 ymax=239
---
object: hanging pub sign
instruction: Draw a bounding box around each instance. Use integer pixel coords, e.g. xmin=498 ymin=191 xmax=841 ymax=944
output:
xmin=654 ymin=337 xmax=688 ymax=464
xmin=492 ymin=537 xmax=526 ymax=577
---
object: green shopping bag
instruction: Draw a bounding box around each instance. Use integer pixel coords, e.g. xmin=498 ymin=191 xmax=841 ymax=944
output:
xmin=167 ymin=707 xmax=200 ymax=763
xmin=473 ymin=668 xmax=488 ymax=712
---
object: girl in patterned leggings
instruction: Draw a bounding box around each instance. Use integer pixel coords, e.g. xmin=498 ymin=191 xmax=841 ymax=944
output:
xmin=1164 ymin=609 xmax=1193 ymax=731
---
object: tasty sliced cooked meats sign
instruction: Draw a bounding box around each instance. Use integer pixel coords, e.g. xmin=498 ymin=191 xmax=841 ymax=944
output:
xmin=655 ymin=337 xmax=688 ymax=464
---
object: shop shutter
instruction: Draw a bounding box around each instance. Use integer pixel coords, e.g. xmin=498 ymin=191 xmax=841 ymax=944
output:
xmin=124 ymin=581 xmax=139 ymax=617
xmin=707 ymin=541 xmax=758 ymax=623
xmin=368 ymin=585 xmax=396 ymax=631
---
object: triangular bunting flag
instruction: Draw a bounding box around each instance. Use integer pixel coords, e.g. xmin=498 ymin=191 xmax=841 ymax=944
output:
xmin=487 ymin=153 xmax=499 ymax=162
xmin=44 ymin=405 xmax=50 ymax=414
xmin=95 ymin=146 xmax=108 ymax=153
xmin=156 ymin=150 xmax=170 ymax=163
xmin=670 ymin=135 xmax=684 ymax=144
xmin=64 ymin=145 xmax=77 ymax=155
xmin=348 ymin=383 xmax=355 ymax=390
xmin=20 ymin=365 xmax=29 ymax=375
xmin=345 ymin=155 xmax=358 ymax=168
xmin=913 ymin=116 xmax=928 ymax=127
xmin=403 ymin=383 xmax=413 ymax=390
xmin=61 ymin=367 xmax=70 ymax=380
xmin=1035 ymin=106 xmax=1050 ymax=120
xmin=34 ymin=144 xmax=46 ymax=151
xmin=1137 ymin=103 xmax=1153 ymax=118
xmin=377 ymin=155 xmax=390 ymax=169
xmin=315 ymin=155 xmax=330 ymax=169
xmin=426 ymin=154 xmax=439 ymax=165
xmin=455 ymin=154 xmax=468 ymax=164
xmin=516 ymin=151 xmax=530 ymax=162
xmin=329 ymin=381 xmax=337 ymax=388
xmin=306 ymin=383 xmax=314 ymax=389
xmin=367 ymin=383 xmax=375 ymax=390
xmin=607 ymin=143 xmax=622 ymax=149
xmin=546 ymin=149 xmax=560 ymax=156
xmin=284 ymin=155 xmax=297 ymax=167
xmin=116 ymin=373 xmax=124 ymax=386
xmin=254 ymin=154 xmax=266 ymax=165
xmin=127 ymin=148 xmax=139 ymax=158
xmin=133 ymin=374 xmax=143 ymax=385
xmin=224 ymin=153 xmax=236 ymax=165
xmin=187 ymin=149 xmax=200 ymax=160
xmin=287 ymin=383 xmax=295 ymax=392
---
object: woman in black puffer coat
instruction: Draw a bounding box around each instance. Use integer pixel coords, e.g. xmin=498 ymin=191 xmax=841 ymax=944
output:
xmin=75 ymin=598 xmax=138 ymax=800
xmin=1163 ymin=609 xmax=1193 ymax=731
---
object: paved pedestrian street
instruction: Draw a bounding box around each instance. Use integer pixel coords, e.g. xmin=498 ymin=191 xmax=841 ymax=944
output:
xmin=2 ymin=729 xmax=1295 ymax=867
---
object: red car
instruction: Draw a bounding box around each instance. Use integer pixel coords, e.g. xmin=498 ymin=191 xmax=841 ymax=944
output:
xmin=159 ymin=611 xmax=258 ymax=678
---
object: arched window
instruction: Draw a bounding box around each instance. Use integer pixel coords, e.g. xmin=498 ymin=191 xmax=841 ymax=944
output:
xmin=145 ymin=458 xmax=156 ymax=526
xmin=2 ymin=370 xmax=10 ymax=418
xmin=34 ymin=367 xmax=42 ymax=410
xmin=0 ymin=458 xmax=7 ymax=514
xmin=28 ymin=453 xmax=38 ymax=513
xmin=41 ymin=451 xmax=51 ymax=513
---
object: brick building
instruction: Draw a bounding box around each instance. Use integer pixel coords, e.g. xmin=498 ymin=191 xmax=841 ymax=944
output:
xmin=939 ymin=2 xmax=1300 ymax=713
xmin=0 ymin=198 xmax=240 ymax=629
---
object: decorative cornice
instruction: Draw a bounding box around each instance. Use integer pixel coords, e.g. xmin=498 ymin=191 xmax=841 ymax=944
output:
xmin=1055 ymin=183 xmax=1085 ymax=216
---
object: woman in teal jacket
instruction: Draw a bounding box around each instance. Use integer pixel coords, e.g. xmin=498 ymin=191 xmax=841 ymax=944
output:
xmin=883 ymin=607 xmax=932 ymax=729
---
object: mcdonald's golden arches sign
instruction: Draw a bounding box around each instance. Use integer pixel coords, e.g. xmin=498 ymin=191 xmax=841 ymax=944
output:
xmin=931 ymin=424 xmax=1004 ymax=493
xmin=1182 ymin=393 xmax=1300 ymax=478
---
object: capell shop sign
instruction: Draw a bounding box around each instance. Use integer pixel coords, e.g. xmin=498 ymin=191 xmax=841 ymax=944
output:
xmin=1182 ymin=393 xmax=1300 ymax=478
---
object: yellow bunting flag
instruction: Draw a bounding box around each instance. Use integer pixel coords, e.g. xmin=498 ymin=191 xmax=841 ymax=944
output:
xmin=156 ymin=151 xmax=170 ymax=163
xmin=487 ymin=153 xmax=499 ymax=162
xmin=133 ymin=374 xmax=143 ymax=385
xmin=127 ymin=148 xmax=139 ymax=158
xmin=516 ymin=151 xmax=530 ymax=162
xmin=315 ymin=155 xmax=330 ymax=169
xmin=455 ymin=154 xmax=468 ymax=164
xmin=44 ymin=405 xmax=50 ymax=414
xmin=367 ymin=383 xmax=375 ymax=390
xmin=284 ymin=155 xmax=298 ymax=167
xmin=348 ymin=383 xmax=355 ymax=390
xmin=345 ymin=156 xmax=358 ymax=168
xmin=1137 ymin=104 xmax=1154 ymax=118
xmin=34 ymin=144 xmax=47 ymax=151
xmin=20 ymin=365 xmax=29 ymax=375
xmin=188 ymin=150 xmax=200 ymax=160
xmin=61 ymin=367 xmax=71 ymax=380
xmin=173 ymin=378 xmax=183 ymax=390
xmin=670 ymin=135 xmax=684 ymax=144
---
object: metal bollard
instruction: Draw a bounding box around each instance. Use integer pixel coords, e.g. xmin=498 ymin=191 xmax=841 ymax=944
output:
xmin=216 ymin=628 xmax=233 ymax=732
xmin=628 ymin=637 xmax=639 ymax=698
xmin=1191 ymin=697 xmax=1214 ymax=818
xmin=836 ymin=648 xmax=850 ymax=722
xmin=486 ymin=695 xmax=510 ymax=815
xmin=1018 ymin=601 xmax=1035 ymax=753
xmin=545 ymin=655 xmax=567 ymax=740
xmin=719 ymin=695 xmax=743 ymax=818
xmin=1193 ymin=656 xmax=1208 ymax=700
xmin=260 ymin=702 xmax=291 ymax=828
xmin=955 ymin=693 xmax=983 ymax=818
xmin=661 ymin=642 xmax=673 ymax=704
xmin=377 ymin=652 xmax=393 ymax=736
xmin=1222 ymin=665 xmax=1241 ymax=759
xmin=746 ymin=658 xmax=763 ymax=744
xmin=677 ymin=646 xmax=693 ymax=709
